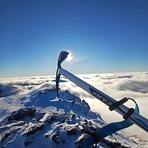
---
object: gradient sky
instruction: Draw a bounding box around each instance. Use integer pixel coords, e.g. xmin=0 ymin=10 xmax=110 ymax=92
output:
xmin=0 ymin=0 xmax=148 ymax=77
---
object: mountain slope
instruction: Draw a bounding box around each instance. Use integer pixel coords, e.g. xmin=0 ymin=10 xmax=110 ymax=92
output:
xmin=0 ymin=88 xmax=147 ymax=148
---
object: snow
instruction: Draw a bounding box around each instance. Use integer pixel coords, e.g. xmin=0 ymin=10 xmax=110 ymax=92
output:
xmin=0 ymin=72 xmax=148 ymax=147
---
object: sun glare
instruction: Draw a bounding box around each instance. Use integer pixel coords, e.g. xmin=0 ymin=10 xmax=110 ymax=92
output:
xmin=66 ymin=52 xmax=73 ymax=62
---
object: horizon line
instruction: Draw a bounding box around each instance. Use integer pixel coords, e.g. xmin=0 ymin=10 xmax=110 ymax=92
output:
xmin=0 ymin=71 xmax=147 ymax=79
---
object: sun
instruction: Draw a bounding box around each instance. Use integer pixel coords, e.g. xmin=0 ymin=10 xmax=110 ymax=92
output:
xmin=66 ymin=52 xmax=73 ymax=62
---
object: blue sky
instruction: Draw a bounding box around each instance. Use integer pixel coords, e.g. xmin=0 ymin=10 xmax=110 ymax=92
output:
xmin=0 ymin=0 xmax=148 ymax=77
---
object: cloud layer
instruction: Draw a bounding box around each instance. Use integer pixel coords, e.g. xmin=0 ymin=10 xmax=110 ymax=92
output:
xmin=0 ymin=72 xmax=148 ymax=140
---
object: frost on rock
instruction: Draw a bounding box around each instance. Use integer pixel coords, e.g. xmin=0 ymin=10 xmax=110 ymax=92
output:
xmin=0 ymin=89 xmax=147 ymax=148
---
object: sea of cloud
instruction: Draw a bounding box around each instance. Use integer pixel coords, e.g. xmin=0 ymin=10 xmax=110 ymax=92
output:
xmin=0 ymin=72 xmax=148 ymax=139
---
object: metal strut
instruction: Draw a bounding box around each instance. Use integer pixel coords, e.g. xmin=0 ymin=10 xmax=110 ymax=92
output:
xmin=55 ymin=51 xmax=148 ymax=142
xmin=56 ymin=51 xmax=69 ymax=98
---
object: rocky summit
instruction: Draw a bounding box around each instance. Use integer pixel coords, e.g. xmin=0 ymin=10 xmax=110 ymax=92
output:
xmin=0 ymin=89 xmax=147 ymax=148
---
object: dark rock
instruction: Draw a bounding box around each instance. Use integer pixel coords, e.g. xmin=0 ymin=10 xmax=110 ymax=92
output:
xmin=51 ymin=133 xmax=60 ymax=144
xmin=48 ymin=113 xmax=69 ymax=124
xmin=25 ymin=123 xmax=44 ymax=136
xmin=48 ymin=115 xmax=57 ymax=123
xmin=103 ymin=138 xmax=130 ymax=148
xmin=8 ymin=107 xmax=36 ymax=121
xmin=1 ymin=128 xmax=21 ymax=144
xmin=1 ymin=132 xmax=13 ymax=142
xmin=67 ymin=127 xmax=79 ymax=135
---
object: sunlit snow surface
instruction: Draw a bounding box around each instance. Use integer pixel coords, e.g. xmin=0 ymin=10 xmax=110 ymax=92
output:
xmin=0 ymin=72 xmax=148 ymax=147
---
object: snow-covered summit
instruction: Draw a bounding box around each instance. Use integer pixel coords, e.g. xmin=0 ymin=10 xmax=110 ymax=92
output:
xmin=0 ymin=86 xmax=147 ymax=148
